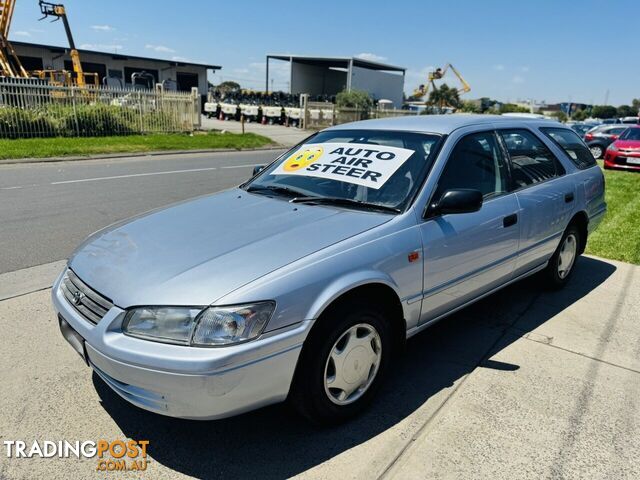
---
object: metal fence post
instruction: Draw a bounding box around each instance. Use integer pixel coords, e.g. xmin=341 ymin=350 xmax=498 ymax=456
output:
xmin=191 ymin=87 xmax=201 ymax=130
xmin=138 ymin=91 xmax=144 ymax=134
xmin=70 ymin=87 xmax=80 ymax=137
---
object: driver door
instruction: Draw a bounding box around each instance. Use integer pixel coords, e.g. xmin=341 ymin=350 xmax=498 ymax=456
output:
xmin=418 ymin=130 xmax=520 ymax=324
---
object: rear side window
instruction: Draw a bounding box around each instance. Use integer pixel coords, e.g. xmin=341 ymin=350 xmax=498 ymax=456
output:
xmin=541 ymin=127 xmax=596 ymax=169
xmin=499 ymin=129 xmax=565 ymax=188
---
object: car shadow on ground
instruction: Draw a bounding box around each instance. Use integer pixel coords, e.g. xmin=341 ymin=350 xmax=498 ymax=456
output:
xmin=93 ymin=256 xmax=616 ymax=479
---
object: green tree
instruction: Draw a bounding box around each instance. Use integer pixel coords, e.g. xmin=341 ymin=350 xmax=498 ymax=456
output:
xmin=632 ymin=98 xmax=640 ymax=113
xmin=427 ymin=84 xmax=461 ymax=110
xmin=617 ymin=105 xmax=636 ymax=117
xmin=572 ymin=109 xmax=589 ymax=121
xmin=460 ymin=100 xmax=480 ymax=113
xmin=335 ymin=89 xmax=373 ymax=110
xmin=591 ymin=105 xmax=617 ymax=119
xmin=551 ymin=111 xmax=568 ymax=122
xmin=499 ymin=103 xmax=530 ymax=114
xmin=216 ymin=81 xmax=241 ymax=94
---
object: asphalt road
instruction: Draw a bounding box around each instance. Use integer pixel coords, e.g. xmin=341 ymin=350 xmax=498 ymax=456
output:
xmin=0 ymin=150 xmax=283 ymax=274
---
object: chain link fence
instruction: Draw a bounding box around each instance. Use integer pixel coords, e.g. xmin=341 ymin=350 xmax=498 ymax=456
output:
xmin=0 ymin=77 xmax=201 ymax=139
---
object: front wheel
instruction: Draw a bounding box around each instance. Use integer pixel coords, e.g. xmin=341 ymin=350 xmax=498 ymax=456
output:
xmin=590 ymin=145 xmax=604 ymax=159
xmin=288 ymin=300 xmax=392 ymax=425
xmin=540 ymin=224 xmax=581 ymax=289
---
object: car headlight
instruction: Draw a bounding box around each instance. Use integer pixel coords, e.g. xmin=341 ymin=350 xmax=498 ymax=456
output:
xmin=607 ymin=143 xmax=618 ymax=151
xmin=123 ymin=302 xmax=275 ymax=346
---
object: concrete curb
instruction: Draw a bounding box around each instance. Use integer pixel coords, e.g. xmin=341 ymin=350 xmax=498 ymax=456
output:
xmin=0 ymin=260 xmax=66 ymax=301
xmin=0 ymin=145 xmax=285 ymax=166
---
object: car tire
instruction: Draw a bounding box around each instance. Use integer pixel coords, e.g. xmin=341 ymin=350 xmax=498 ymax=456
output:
xmin=589 ymin=144 xmax=604 ymax=159
xmin=540 ymin=223 xmax=581 ymax=290
xmin=288 ymin=299 xmax=393 ymax=425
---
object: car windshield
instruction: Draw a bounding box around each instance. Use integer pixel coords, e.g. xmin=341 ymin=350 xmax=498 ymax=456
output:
xmin=244 ymin=129 xmax=442 ymax=212
xmin=620 ymin=128 xmax=640 ymax=140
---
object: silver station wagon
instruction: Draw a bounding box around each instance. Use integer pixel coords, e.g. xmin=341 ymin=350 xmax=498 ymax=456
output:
xmin=53 ymin=115 xmax=606 ymax=424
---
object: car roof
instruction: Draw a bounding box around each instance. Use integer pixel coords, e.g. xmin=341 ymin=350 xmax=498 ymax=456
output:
xmin=325 ymin=114 xmax=562 ymax=135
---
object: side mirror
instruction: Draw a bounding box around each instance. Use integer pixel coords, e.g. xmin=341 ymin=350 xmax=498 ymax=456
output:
xmin=252 ymin=165 xmax=266 ymax=176
xmin=426 ymin=189 xmax=483 ymax=218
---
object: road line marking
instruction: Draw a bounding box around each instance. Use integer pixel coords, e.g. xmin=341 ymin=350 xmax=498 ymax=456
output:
xmin=50 ymin=166 xmax=219 ymax=185
xmin=1 ymin=185 xmax=24 ymax=190
xmin=220 ymin=163 xmax=262 ymax=169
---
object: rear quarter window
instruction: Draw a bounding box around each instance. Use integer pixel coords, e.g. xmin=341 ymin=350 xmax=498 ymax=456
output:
xmin=540 ymin=127 xmax=597 ymax=169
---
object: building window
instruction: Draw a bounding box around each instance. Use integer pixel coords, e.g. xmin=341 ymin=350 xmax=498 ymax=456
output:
xmin=18 ymin=56 xmax=44 ymax=71
xmin=176 ymin=72 xmax=198 ymax=91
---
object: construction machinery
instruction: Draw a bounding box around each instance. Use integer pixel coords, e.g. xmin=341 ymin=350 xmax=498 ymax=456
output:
xmin=412 ymin=63 xmax=471 ymax=101
xmin=0 ymin=0 xmax=29 ymax=77
xmin=37 ymin=0 xmax=97 ymax=87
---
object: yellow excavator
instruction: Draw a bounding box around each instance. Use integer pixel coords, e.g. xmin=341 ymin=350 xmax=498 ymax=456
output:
xmin=0 ymin=0 xmax=29 ymax=77
xmin=412 ymin=63 xmax=471 ymax=101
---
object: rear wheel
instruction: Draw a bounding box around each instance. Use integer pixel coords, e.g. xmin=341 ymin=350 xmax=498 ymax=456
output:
xmin=289 ymin=300 xmax=392 ymax=425
xmin=589 ymin=144 xmax=604 ymax=159
xmin=540 ymin=223 xmax=581 ymax=289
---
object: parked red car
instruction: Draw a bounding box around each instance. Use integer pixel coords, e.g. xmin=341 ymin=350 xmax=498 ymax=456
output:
xmin=604 ymin=126 xmax=640 ymax=171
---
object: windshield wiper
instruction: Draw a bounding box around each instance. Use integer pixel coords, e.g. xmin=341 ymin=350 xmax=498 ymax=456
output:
xmin=289 ymin=196 xmax=401 ymax=214
xmin=246 ymin=185 xmax=307 ymax=198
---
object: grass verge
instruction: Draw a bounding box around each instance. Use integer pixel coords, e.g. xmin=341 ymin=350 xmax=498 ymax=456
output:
xmin=585 ymin=164 xmax=640 ymax=264
xmin=0 ymin=132 xmax=274 ymax=160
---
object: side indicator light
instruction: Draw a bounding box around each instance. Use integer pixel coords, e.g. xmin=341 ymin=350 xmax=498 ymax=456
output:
xmin=408 ymin=251 xmax=420 ymax=263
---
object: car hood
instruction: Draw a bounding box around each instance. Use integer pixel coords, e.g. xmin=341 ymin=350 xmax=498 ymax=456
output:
xmin=69 ymin=188 xmax=390 ymax=307
xmin=614 ymin=140 xmax=640 ymax=150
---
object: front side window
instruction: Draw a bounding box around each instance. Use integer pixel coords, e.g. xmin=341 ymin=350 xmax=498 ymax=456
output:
xmin=433 ymin=131 xmax=509 ymax=202
xmin=541 ymin=127 xmax=596 ymax=169
xmin=245 ymin=129 xmax=441 ymax=212
xmin=499 ymin=129 xmax=565 ymax=188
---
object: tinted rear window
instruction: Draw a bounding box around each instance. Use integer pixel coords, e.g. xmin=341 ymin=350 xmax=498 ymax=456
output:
xmin=541 ymin=127 xmax=596 ymax=169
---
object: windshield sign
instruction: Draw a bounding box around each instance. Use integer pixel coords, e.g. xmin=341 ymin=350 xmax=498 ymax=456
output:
xmin=246 ymin=129 xmax=441 ymax=212
xmin=271 ymin=142 xmax=415 ymax=189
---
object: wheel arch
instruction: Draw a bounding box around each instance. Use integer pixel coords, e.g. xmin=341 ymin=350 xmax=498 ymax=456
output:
xmin=568 ymin=210 xmax=589 ymax=254
xmin=305 ymin=274 xmax=407 ymax=354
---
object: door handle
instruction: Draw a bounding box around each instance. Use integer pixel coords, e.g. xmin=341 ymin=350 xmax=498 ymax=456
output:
xmin=565 ymin=192 xmax=574 ymax=203
xmin=503 ymin=213 xmax=518 ymax=228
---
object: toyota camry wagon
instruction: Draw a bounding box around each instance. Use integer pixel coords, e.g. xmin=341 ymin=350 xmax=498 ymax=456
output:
xmin=53 ymin=115 xmax=606 ymax=424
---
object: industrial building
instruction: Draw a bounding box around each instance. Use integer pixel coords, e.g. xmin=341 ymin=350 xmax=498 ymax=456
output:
xmin=265 ymin=54 xmax=406 ymax=107
xmin=10 ymin=40 xmax=220 ymax=96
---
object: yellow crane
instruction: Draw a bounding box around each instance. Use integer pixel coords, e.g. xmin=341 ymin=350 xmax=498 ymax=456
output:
xmin=412 ymin=63 xmax=471 ymax=101
xmin=0 ymin=0 xmax=29 ymax=77
xmin=38 ymin=0 xmax=97 ymax=87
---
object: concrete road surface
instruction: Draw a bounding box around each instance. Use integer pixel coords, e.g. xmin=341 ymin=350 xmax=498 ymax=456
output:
xmin=0 ymin=256 xmax=638 ymax=479
xmin=0 ymin=149 xmax=284 ymax=274
xmin=201 ymin=116 xmax=310 ymax=146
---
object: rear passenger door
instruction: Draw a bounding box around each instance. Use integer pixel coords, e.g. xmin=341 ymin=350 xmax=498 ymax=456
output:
xmin=498 ymin=128 xmax=575 ymax=276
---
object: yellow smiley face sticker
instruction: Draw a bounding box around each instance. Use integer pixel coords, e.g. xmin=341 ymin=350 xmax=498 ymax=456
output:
xmin=283 ymin=146 xmax=324 ymax=172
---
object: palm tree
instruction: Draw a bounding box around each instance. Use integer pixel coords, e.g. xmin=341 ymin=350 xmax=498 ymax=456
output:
xmin=427 ymin=84 xmax=461 ymax=110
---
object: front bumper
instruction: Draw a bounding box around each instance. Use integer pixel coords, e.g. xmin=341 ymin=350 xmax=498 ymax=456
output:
xmin=604 ymin=151 xmax=640 ymax=171
xmin=52 ymin=272 xmax=309 ymax=420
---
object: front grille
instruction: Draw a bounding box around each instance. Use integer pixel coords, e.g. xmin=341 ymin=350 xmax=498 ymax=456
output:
xmin=60 ymin=269 xmax=113 ymax=325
